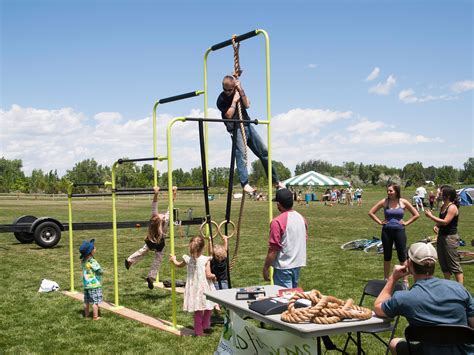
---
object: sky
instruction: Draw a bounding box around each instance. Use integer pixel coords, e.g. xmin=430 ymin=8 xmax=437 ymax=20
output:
xmin=1 ymin=0 xmax=473 ymax=176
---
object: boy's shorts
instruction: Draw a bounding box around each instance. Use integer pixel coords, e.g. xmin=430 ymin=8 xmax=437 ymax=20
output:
xmin=84 ymin=288 xmax=103 ymax=304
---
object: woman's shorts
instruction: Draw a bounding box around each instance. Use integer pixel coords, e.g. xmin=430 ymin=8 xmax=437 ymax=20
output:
xmin=84 ymin=288 xmax=103 ymax=304
xmin=437 ymin=234 xmax=463 ymax=274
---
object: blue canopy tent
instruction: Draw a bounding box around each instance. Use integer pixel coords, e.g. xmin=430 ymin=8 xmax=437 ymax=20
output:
xmin=458 ymin=187 xmax=473 ymax=206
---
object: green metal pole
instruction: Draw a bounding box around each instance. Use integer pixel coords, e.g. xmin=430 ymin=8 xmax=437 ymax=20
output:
xmin=67 ymin=182 xmax=75 ymax=292
xmin=111 ymin=162 xmax=120 ymax=307
xmin=203 ymin=49 xmax=212 ymax=190
xmin=153 ymin=101 xmax=160 ymax=187
xmin=256 ymin=29 xmax=273 ymax=225
xmin=167 ymin=116 xmax=186 ymax=328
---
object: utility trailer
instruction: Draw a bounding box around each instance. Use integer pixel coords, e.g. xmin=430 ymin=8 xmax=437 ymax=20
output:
xmin=0 ymin=214 xmax=204 ymax=248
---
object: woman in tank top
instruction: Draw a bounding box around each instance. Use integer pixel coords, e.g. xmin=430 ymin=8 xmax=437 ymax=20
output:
xmin=425 ymin=185 xmax=463 ymax=284
xmin=369 ymin=183 xmax=420 ymax=286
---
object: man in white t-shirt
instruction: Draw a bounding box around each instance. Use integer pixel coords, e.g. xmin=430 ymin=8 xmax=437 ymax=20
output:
xmin=262 ymin=188 xmax=308 ymax=288
xmin=415 ymin=186 xmax=427 ymax=205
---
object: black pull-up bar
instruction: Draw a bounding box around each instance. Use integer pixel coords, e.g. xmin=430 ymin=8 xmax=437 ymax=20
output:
xmin=115 ymin=187 xmax=203 ymax=193
xmin=158 ymin=91 xmax=201 ymax=104
xmin=210 ymin=30 xmax=258 ymax=51
xmin=185 ymin=117 xmax=259 ymax=124
xmin=73 ymin=182 xmax=104 ymax=187
xmin=117 ymin=157 xmax=159 ymax=164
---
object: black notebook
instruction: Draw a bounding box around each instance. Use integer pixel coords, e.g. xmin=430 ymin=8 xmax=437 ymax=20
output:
xmin=249 ymin=297 xmax=310 ymax=315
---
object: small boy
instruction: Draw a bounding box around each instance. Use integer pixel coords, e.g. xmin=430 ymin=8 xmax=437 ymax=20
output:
xmin=80 ymin=239 xmax=103 ymax=320
xmin=208 ymin=235 xmax=229 ymax=290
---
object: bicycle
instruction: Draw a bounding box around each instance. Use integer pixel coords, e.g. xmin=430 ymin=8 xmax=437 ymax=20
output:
xmin=418 ymin=236 xmax=473 ymax=264
xmin=340 ymin=237 xmax=383 ymax=254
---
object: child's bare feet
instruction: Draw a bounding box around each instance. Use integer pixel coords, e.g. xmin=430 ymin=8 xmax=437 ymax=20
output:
xmin=93 ymin=316 xmax=101 ymax=320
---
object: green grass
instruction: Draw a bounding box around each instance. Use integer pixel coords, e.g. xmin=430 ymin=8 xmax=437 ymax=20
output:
xmin=0 ymin=190 xmax=473 ymax=354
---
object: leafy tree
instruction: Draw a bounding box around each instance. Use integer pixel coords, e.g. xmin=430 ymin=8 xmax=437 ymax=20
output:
xmin=295 ymin=159 xmax=332 ymax=175
xmin=64 ymin=159 xmax=109 ymax=192
xmin=402 ymin=162 xmax=425 ymax=186
xmin=0 ymin=157 xmax=25 ymax=192
xmin=358 ymin=163 xmax=369 ymax=183
xmin=435 ymin=165 xmax=458 ymax=185
xmin=460 ymin=157 xmax=474 ymax=184
xmin=249 ymin=160 xmax=291 ymax=187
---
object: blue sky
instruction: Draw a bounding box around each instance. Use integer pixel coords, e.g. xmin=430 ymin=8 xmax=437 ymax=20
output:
xmin=1 ymin=0 xmax=472 ymax=175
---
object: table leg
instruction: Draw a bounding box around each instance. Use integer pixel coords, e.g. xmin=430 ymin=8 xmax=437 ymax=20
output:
xmin=357 ymin=331 xmax=362 ymax=355
xmin=317 ymin=337 xmax=321 ymax=354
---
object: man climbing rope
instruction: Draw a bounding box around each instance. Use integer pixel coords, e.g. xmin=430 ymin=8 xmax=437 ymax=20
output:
xmin=216 ymin=75 xmax=285 ymax=193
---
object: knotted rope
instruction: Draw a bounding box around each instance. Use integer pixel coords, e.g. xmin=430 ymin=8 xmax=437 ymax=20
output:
xmin=228 ymin=35 xmax=250 ymax=272
xmin=280 ymin=290 xmax=372 ymax=325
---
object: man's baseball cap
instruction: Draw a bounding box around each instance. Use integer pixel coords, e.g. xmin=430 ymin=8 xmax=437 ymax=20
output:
xmin=273 ymin=188 xmax=293 ymax=208
xmin=408 ymin=242 xmax=438 ymax=265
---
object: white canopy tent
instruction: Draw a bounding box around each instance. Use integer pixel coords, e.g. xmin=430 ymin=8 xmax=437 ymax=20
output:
xmin=282 ymin=171 xmax=350 ymax=187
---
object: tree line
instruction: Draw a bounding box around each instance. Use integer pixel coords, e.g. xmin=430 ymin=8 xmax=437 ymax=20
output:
xmin=0 ymin=156 xmax=472 ymax=193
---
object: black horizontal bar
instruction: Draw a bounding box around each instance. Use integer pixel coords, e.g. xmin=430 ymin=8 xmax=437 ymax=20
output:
xmin=70 ymin=193 xmax=112 ymax=198
xmin=118 ymin=157 xmax=158 ymax=164
xmin=159 ymin=91 xmax=200 ymax=104
xmin=185 ymin=117 xmax=259 ymax=124
xmin=210 ymin=30 xmax=258 ymax=51
xmin=0 ymin=224 xmax=30 ymax=233
xmin=73 ymin=182 xmax=104 ymax=187
xmin=116 ymin=186 xmax=203 ymax=193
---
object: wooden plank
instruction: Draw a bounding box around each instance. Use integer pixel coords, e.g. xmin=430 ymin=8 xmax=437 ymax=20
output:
xmin=62 ymin=291 xmax=193 ymax=336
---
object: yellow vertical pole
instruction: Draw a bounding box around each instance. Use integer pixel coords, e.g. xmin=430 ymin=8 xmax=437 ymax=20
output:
xmin=67 ymin=183 xmax=75 ymax=292
xmin=153 ymin=101 xmax=160 ymax=187
xmin=203 ymin=49 xmax=212 ymax=191
xmin=111 ymin=162 xmax=120 ymax=307
xmin=166 ymin=117 xmax=185 ymax=328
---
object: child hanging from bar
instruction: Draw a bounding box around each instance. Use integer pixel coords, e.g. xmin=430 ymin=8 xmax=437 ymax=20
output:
xmin=208 ymin=233 xmax=229 ymax=290
xmin=125 ymin=185 xmax=177 ymax=289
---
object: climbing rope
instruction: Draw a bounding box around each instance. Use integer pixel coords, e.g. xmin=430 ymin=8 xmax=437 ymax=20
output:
xmin=280 ymin=290 xmax=372 ymax=324
xmin=229 ymin=34 xmax=250 ymax=271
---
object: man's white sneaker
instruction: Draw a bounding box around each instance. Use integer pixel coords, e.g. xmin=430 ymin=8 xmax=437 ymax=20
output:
xmin=243 ymin=184 xmax=256 ymax=193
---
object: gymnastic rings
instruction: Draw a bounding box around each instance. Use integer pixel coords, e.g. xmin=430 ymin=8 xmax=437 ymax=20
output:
xmin=199 ymin=220 xmax=236 ymax=240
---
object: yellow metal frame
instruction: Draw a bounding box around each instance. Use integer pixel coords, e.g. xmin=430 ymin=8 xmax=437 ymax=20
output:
xmin=203 ymin=29 xmax=274 ymax=281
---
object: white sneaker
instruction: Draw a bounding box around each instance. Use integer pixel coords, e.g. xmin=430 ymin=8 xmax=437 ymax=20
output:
xmin=276 ymin=181 xmax=286 ymax=190
xmin=243 ymin=184 xmax=256 ymax=193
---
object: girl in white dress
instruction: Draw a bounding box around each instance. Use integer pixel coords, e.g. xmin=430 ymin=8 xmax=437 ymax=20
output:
xmin=169 ymin=236 xmax=216 ymax=336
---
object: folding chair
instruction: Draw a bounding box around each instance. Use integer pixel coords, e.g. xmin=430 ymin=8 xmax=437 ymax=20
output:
xmin=342 ymin=279 xmax=404 ymax=355
xmin=405 ymin=324 xmax=474 ymax=354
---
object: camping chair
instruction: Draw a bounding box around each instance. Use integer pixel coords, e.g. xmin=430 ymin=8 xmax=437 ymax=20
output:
xmin=342 ymin=279 xmax=404 ymax=355
xmin=405 ymin=324 xmax=474 ymax=354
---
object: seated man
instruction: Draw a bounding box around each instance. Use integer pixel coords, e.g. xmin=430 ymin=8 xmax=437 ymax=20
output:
xmin=374 ymin=242 xmax=474 ymax=354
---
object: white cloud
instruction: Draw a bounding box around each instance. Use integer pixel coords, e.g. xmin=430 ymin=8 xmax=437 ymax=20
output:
xmin=307 ymin=63 xmax=317 ymax=69
xmin=451 ymin=80 xmax=474 ymax=93
xmin=0 ymin=104 xmax=455 ymax=176
xmin=368 ymin=75 xmax=396 ymax=95
xmin=398 ymin=88 xmax=456 ymax=104
xmin=365 ymin=67 xmax=380 ymax=81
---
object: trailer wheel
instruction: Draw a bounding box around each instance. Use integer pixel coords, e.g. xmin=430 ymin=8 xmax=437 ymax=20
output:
xmin=13 ymin=215 xmax=37 ymax=244
xmin=34 ymin=221 xmax=61 ymax=248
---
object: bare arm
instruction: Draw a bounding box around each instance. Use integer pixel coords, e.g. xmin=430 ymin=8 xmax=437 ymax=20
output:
xmin=374 ymin=265 xmax=409 ymax=317
xmin=368 ymin=199 xmax=386 ymax=225
xmin=469 ymin=317 xmax=474 ymax=328
xmin=224 ymin=91 xmax=241 ymax=119
xmin=262 ymin=249 xmax=278 ymax=281
xmin=235 ymin=80 xmax=250 ymax=108
xmin=205 ymin=259 xmax=216 ymax=281
xmin=169 ymin=255 xmax=185 ymax=268
xmin=400 ymin=198 xmax=420 ymax=226
xmin=425 ymin=204 xmax=458 ymax=226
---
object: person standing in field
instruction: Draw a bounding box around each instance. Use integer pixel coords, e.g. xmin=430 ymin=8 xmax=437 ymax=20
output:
xmin=425 ymin=185 xmax=464 ymax=284
xmin=368 ymin=183 xmax=420 ymax=288
xmin=263 ymin=188 xmax=307 ymax=288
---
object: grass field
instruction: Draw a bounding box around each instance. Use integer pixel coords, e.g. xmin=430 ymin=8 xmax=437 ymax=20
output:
xmin=1 ymin=189 xmax=473 ymax=354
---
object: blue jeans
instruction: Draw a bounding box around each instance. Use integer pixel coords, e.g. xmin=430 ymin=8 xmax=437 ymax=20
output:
xmin=232 ymin=125 xmax=279 ymax=186
xmin=273 ymin=268 xmax=301 ymax=288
